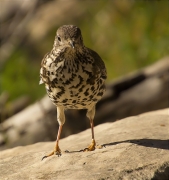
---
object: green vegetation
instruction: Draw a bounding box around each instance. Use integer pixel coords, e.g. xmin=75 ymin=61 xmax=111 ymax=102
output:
xmin=79 ymin=1 xmax=169 ymax=78
xmin=1 ymin=49 xmax=45 ymax=103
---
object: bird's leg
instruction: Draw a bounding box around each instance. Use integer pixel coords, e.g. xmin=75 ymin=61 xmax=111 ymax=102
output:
xmin=42 ymin=106 xmax=65 ymax=160
xmin=54 ymin=125 xmax=62 ymax=155
xmin=83 ymin=106 xmax=96 ymax=151
xmin=83 ymin=118 xmax=96 ymax=152
xmin=42 ymin=125 xmax=62 ymax=160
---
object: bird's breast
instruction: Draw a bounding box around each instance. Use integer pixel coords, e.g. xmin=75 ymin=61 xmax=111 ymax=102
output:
xmin=41 ymin=51 xmax=105 ymax=109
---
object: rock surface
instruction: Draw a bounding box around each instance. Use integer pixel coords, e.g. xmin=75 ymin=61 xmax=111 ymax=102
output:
xmin=0 ymin=109 xmax=169 ymax=180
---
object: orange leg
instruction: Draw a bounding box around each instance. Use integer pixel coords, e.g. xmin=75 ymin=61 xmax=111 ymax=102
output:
xmin=42 ymin=125 xmax=62 ymax=160
xmin=83 ymin=118 xmax=96 ymax=151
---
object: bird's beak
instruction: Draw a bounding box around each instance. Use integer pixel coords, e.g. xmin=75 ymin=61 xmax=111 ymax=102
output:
xmin=69 ymin=40 xmax=75 ymax=48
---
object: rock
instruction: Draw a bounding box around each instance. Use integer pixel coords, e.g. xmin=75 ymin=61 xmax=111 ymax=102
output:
xmin=0 ymin=96 xmax=56 ymax=150
xmin=0 ymin=109 xmax=169 ymax=180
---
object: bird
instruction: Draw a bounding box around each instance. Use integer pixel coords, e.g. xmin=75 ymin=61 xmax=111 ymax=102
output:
xmin=40 ymin=25 xmax=107 ymax=160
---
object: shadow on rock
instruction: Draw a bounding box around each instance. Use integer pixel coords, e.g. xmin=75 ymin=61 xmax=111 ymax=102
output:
xmin=103 ymin=139 xmax=169 ymax=150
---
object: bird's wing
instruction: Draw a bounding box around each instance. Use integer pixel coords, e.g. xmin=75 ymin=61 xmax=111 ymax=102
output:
xmin=87 ymin=48 xmax=107 ymax=80
xmin=39 ymin=53 xmax=50 ymax=85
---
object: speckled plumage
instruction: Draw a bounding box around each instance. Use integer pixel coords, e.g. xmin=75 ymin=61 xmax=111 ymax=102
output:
xmin=40 ymin=25 xmax=107 ymax=159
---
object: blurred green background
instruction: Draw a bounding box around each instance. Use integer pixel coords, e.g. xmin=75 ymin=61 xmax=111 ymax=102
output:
xmin=0 ymin=0 xmax=169 ymax=118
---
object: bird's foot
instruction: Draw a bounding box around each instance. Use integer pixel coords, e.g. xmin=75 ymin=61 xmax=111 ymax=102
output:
xmin=83 ymin=139 xmax=96 ymax=152
xmin=42 ymin=145 xmax=61 ymax=160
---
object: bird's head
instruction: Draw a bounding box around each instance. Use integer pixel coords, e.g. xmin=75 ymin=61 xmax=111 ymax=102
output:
xmin=54 ymin=25 xmax=84 ymax=49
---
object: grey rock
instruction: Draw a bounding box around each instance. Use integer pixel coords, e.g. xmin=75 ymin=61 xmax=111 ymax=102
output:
xmin=0 ymin=109 xmax=169 ymax=180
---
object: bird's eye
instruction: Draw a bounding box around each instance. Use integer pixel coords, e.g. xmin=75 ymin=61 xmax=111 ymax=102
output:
xmin=57 ymin=36 xmax=61 ymax=41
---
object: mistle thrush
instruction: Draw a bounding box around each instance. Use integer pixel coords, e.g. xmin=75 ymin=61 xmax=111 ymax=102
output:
xmin=40 ymin=25 xmax=107 ymax=160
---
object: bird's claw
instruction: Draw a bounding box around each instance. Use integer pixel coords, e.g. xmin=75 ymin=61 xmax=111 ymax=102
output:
xmin=65 ymin=150 xmax=70 ymax=153
xmin=54 ymin=151 xmax=62 ymax=156
xmin=42 ymin=145 xmax=61 ymax=160
xmin=82 ymin=139 xmax=96 ymax=152
xmin=42 ymin=156 xmax=47 ymax=161
xmin=81 ymin=140 xmax=106 ymax=152
xmin=96 ymin=144 xmax=106 ymax=149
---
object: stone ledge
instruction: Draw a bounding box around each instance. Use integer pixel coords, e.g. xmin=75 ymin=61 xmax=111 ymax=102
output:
xmin=0 ymin=109 xmax=169 ymax=180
